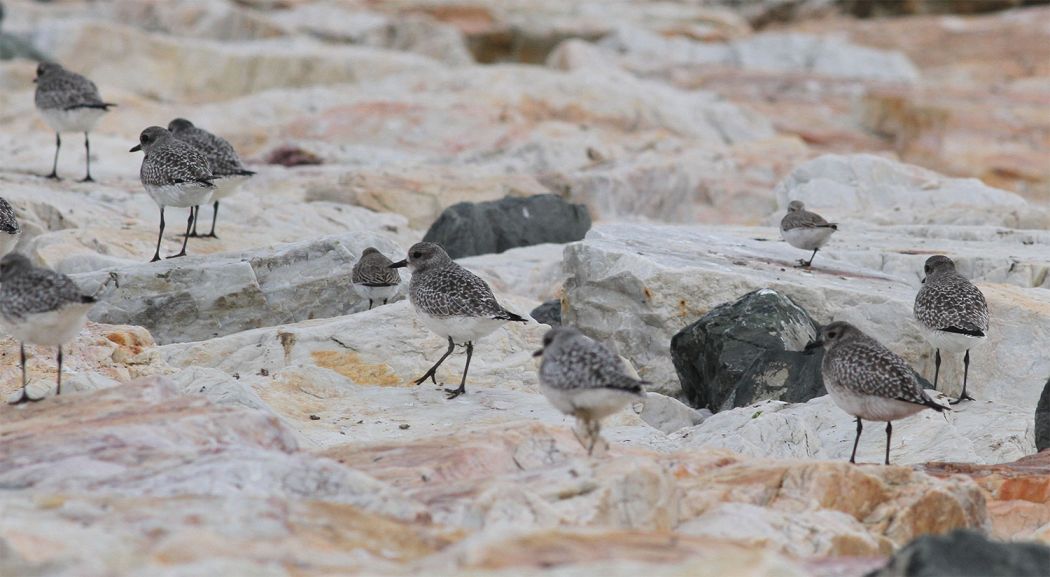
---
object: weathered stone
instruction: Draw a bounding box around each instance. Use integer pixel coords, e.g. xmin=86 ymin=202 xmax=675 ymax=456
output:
xmin=70 ymin=233 xmax=407 ymax=345
xmin=422 ymin=194 xmax=590 ymax=259
xmin=637 ymin=392 xmax=710 ymax=434
xmin=530 ymin=300 xmax=562 ymax=326
xmin=671 ymin=289 xmax=823 ymax=412
xmin=868 ymin=529 xmax=1050 ymax=577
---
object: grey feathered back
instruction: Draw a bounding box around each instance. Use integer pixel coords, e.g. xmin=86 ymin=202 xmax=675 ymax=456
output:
xmin=137 ymin=127 xmax=214 ymax=188
xmin=168 ymin=119 xmax=254 ymax=177
xmin=0 ymin=255 xmax=94 ymax=322
xmin=822 ymin=323 xmax=930 ymax=406
xmin=914 ymin=258 xmax=989 ymax=335
xmin=539 ymin=327 xmax=646 ymax=394
xmin=781 ymin=202 xmax=837 ymax=232
xmin=0 ymin=197 xmax=20 ymax=235
xmin=352 ymin=248 xmax=400 ymax=286
xmin=34 ymin=63 xmax=110 ymax=111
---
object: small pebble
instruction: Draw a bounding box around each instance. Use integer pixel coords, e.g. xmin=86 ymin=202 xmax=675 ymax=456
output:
xmin=399 ymin=424 xmax=410 ymax=430
xmin=309 ymin=415 xmax=320 ymax=421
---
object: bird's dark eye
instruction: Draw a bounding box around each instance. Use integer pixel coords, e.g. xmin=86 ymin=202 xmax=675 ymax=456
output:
xmin=142 ymin=135 xmax=150 ymax=143
xmin=411 ymin=251 xmax=421 ymax=259
xmin=827 ymin=331 xmax=837 ymax=339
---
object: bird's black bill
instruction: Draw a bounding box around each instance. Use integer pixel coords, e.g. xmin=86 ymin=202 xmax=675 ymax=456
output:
xmin=389 ymin=259 xmax=407 ymax=269
xmin=129 ymin=144 xmax=141 ymax=152
xmin=803 ymin=340 xmax=823 ymax=353
xmin=532 ymin=349 xmax=543 ymax=357
xmin=921 ymin=276 xmax=926 ymax=284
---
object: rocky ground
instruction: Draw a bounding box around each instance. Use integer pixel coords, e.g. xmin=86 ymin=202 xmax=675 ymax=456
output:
xmin=2 ymin=1 xmax=1050 ymax=576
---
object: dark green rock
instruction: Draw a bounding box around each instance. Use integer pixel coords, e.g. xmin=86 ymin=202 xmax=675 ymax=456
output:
xmin=1037 ymin=375 xmax=1050 ymax=451
xmin=867 ymin=529 xmax=1050 ymax=577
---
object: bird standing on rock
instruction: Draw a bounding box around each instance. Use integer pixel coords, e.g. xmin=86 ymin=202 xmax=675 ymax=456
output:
xmin=352 ymin=247 xmax=401 ymax=310
xmin=34 ymin=62 xmax=115 ymax=182
xmin=390 ymin=242 xmax=526 ymax=399
xmin=167 ymin=118 xmax=255 ymax=239
xmin=780 ymin=200 xmax=837 ymax=268
xmin=914 ymin=255 xmax=988 ymax=404
xmin=0 ymin=253 xmax=96 ymax=404
xmin=534 ymin=326 xmax=647 ymax=456
xmin=807 ymin=321 xmax=948 ymax=465
xmin=130 ymin=126 xmax=214 ymax=262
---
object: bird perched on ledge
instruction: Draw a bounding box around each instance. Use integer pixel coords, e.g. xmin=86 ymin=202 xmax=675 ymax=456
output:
xmin=781 ymin=200 xmax=837 ymax=268
xmin=34 ymin=62 xmax=115 ymax=182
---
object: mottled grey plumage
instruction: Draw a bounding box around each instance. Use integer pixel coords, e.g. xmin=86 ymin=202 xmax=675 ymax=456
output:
xmin=780 ymin=200 xmax=836 ymax=232
xmin=535 ymin=327 xmax=647 ymax=456
xmin=33 ymin=62 xmax=111 ymax=112
xmin=914 ymin=255 xmax=988 ymax=403
xmin=811 ymin=321 xmax=946 ymax=465
xmin=353 ymin=247 xmax=400 ymax=287
xmin=914 ymin=256 xmax=988 ymax=336
xmin=0 ymin=196 xmax=20 ymax=235
xmin=780 ymin=200 xmax=837 ymax=267
xmin=406 ymin=243 xmax=523 ymax=322
xmin=0 ymin=253 xmax=96 ymax=404
xmin=0 ymin=254 xmax=94 ymax=322
xmin=393 ymin=242 xmax=526 ymax=399
xmin=167 ymin=118 xmax=254 ymax=178
xmin=537 ymin=327 xmax=645 ymax=395
xmin=136 ymin=127 xmax=214 ymax=189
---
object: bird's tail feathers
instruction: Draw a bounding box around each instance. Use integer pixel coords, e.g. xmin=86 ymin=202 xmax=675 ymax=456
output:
xmin=497 ymin=310 xmax=528 ymax=323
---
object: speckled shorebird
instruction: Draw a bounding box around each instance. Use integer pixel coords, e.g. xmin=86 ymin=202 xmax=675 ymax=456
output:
xmin=34 ymin=62 xmax=115 ymax=182
xmin=0 ymin=197 xmax=22 ymax=257
xmin=0 ymin=254 xmax=96 ymax=404
xmin=167 ymin=118 xmax=255 ymax=239
xmin=807 ymin=321 xmax=948 ymax=465
xmin=533 ymin=326 xmax=647 ymax=456
xmin=780 ymin=200 xmax=838 ymax=268
xmin=130 ymin=126 xmax=215 ymax=262
xmin=352 ymin=247 xmax=401 ymax=310
xmin=914 ymin=255 xmax=988 ymax=404
xmin=390 ymin=242 xmax=527 ymax=399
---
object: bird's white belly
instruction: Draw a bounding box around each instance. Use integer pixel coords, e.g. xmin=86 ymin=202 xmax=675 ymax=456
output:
xmin=824 ymin=382 xmax=926 ymax=422
xmin=0 ymin=231 xmax=21 ymax=258
xmin=353 ymin=283 xmax=399 ymax=303
xmin=210 ymin=174 xmax=251 ymax=201
xmin=145 ymin=183 xmax=214 ymax=208
xmin=39 ymin=107 xmax=106 ymax=134
xmin=782 ymin=227 xmax=834 ymax=251
xmin=0 ymin=304 xmax=93 ymax=346
xmin=417 ymin=312 xmax=505 ymax=344
xmin=542 ymin=386 xmax=642 ymax=420
xmin=920 ymin=327 xmax=985 ymax=353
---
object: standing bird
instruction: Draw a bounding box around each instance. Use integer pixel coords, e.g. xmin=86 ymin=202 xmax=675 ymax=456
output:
xmin=167 ymin=118 xmax=255 ymax=239
xmin=390 ymin=242 xmax=527 ymax=399
xmin=533 ymin=327 xmax=647 ymax=456
xmin=0 ymin=197 xmax=22 ymax=257
xmin=352 ymin=247 xmax=401 ymax=310
xmin=0 ymin=254 xmax=96 ymax=404
xmin=130 ymin=126 xmax=214 ymax=262
xmin=914 ymin=255 xmax=988 ymax=404
xmin=33 ymin=62 xmax=115 ymax=182
xmin=780 ymin=200 xmax=838 ymax=268
xmin=806 ymin=321 xmax=948 ymax=465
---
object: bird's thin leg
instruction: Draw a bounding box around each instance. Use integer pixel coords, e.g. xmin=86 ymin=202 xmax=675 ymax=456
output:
xmin=185 ymin=206 xmax=199 ymax=238
xmin=951 ymin=349 xmax=975 ymax=404
xmin=571 ymin=418 xmax=587 ymax=450
xmin=933 ymin=349 xmax=941 ymax=391
xmin=445 ymin=341 xmax=472 ymax=399
xmin=9 ymin=342 xmax=38 ymax=405
xmin=795 ymin=249 xmax=817 ymax=268
xmin=367 ymin=299 xmax=374 ymax=311
xmin=79 ymin=132 xmax=94 ymax=182
xmin=587 ymin=419 xmax=603 ymax=456
xmin=56 ymin=346 xmax=63 ymax=396
xmin=414 ymin=337 xmax=455 ymax=385
xmin=382 ymin=298 xmax=388 ymax=305
xmin=167 ymin=208 xmax=193 ymax=258
xmin=849 ymin=417 xmax=863 ymax=464
xmin=47 ymin=133 xmax=61 ymax=179
xmin=204 ymin=201 xmax=219 ymax=238
xmin=151 ymin=207 xmax=165 ymax=263
xmin=884 ymin=421 xmax=892 ymax=465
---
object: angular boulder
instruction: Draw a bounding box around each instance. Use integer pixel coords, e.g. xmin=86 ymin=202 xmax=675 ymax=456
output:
xmin=529 ymin=299 xmax=562 ymax=326
xmin=422 ymin=194 xmax=591 ymax=259
xmin=1037 ymin=376 xmax=1050 ymax=452
xmin=869 ymin=529 xmax=1050 ymax=577
xmin=671 ymin=289 xmax=823 ymax=412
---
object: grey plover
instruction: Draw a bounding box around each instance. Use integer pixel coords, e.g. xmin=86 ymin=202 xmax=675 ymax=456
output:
xmin=0 ymin=197 xmax=22 ymax=257
xmin=167 ymin=118 xmax=255 ymax=238
xmin=914 ymin=255 xmax=988 ymax=404
xmin=130 ymin=126 xmax=215 ymax=262
xmin=390 ymin=242 xmax=526 ymax=399
xmin=533 ymin=326 xmax=647 ymax=455
xmin=34 ymin=62 xmax=115 ymax=182
xmin=807 ymin=321 xmax=948 ymax=465
xmin=780 ymin=200 xmax=838 ymax=268
xmin=0 ymin=254 xmax=96 ymax=404
xmin=352 ymin=247 xmax=401 ymax=310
